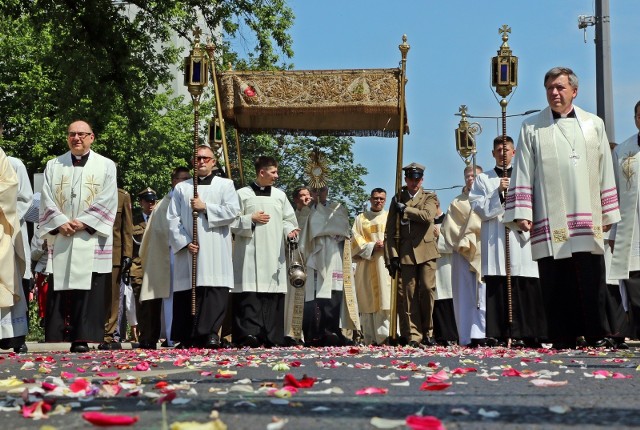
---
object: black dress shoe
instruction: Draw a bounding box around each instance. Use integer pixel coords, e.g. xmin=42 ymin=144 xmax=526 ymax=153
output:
xmin=13 ymin=343 xmax=28 ymax=354
xmin=98 ymin=342 xmax=122 ymax=351
xmin=616 ymin=341 xmax=630 ymax=350
xmin=283 ymin=336 xmax=302 ymax=347
xmin=138 ymin=341 xmax=157 ymax=350
xmin=321 ymin=333 xmax=341 ymax=347
xmin=511 ymin=339 xmax=526 ymax=348
xmin=238 ymin=335 xmax=261 ymax=348
xmin=592 ymin=337 xmax=616 ymax=348
xmin=576 ymin=336 xmax=589 ymax=348
xmin=70 ymin=342 xmax=89 ymax=353
xmin=205 ymin=334 xmax=221 ymax=349
xmin=408 ymin=341 xmax=424 ymax=349
xmin=421 ymin=336 xmax=436 ymax=347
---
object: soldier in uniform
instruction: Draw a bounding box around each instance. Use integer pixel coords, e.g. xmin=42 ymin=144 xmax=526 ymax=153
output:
xmin=385 ymin=162 xmax=440 ymax=348
xmin=130 ymin=187 xmax=160 ymax=348
xmin=99 ymin=187 xmax=133 ymax=350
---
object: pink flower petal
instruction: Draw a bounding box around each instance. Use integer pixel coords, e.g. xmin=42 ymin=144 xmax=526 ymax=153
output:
xmin=406 ymin=415 xmax=446 ymax=430
xmin=355 ymin=387 xmax=388 ymax=395
xmin=426 ymin=370 xmax=449 ymax=383
xmin=419 ymin=382 xmax=452 ymax=391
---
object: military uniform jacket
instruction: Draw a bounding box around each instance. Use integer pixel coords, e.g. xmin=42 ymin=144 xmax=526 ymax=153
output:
xmin=112 ymin=189 xmax=133 ymax=267
xmin=130 ymin=211 xmax=146 ymax=283
xmin=385 ymin=186 xmax=440 ymax=265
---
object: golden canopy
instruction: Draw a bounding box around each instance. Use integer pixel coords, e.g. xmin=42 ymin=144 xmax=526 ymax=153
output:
xmin=217 ymin=68 xmax=409 ymax=137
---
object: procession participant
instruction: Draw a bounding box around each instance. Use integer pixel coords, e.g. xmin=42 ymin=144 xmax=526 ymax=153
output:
xmin=610 ymin=102 xmax=640 ymax=342
xmin=300 ymin=184 xmax=356 ymax=347
xmin=3 ymin=154 xmax=32 ymax=354
xmin=469 ymin=136 xmax=546 ymax=347
xmin=441 ymin=165 xmax=486 ymax=347
xmin=0 ymin=146 xmax=28 ymax=354
xmin=351 ymin=188 xmax=391 ymax=345
xmin=129 ymin=187 xmax=162 ymax=349
xmin=99 ymin=187 xmax=133 ymax=350
xmin=282 ymin=185 xmax=313 ymax=346
xmin=504 ymin=67 xmax=620 ymax=349
xmin=433 ymin=196 xmax=458 ymax=346
xmin=385 ymin=162 xmax=439 ymax=348
xmin=167 ymin=145 xmax=240 ymax=349
xmin=231 ymin=156 xmax=299 ymax=348
xmin=40 ymin=121 xmax=118 ymax=353
xmin=158 ymin=167 xmax=191 ymax=347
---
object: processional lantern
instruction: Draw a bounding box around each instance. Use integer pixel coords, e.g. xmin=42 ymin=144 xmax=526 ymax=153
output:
xmin=183 ymin=26 xmax=210 ymax=316
xmin=491 ymin=24 xmax=518 ymax=99
xmin=183 ymin=27 xmax=209 ymax=97
xmin=490 ymin=25 xmax=518 ymax=346
xmin=454 ymin=105 xmax=481 ymax=166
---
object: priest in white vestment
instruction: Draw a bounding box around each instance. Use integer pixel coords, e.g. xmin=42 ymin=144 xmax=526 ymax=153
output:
xmin=469 ymin=136 xmax=546 ymax=347
xmin=441 ymin=166 xmax=486 ymax=347
xmin=0 ymin=147 xmax=28 ymax=353
xmin=433 ymin=199 xmax=458 ymax=346
xmin=610 ymin=101 xmax=640 ymax=341
xmin=351 ymin=188 xmax=391 ymax=345
xmin=39 ymin=121 xmax=118 ymax=353
xmin=503 ymin=67 xmax=620 ymax=349
xmin=0 ymin=155 xmax=32 ymax=353
xmin=231 ymin=156 xmax=299 ymax=348
xmin=168 ymin=145 xmax=240 ymax=349
xmin=283 ymin=186 xmax=313 ymax=346
xmin=300 ymin=185 xmax=356 ymax=346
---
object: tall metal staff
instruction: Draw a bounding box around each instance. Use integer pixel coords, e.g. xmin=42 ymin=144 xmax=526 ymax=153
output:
xmin=490 ymin=25 xmax=518 ymax=346
xmin=183 ymin=27 xmax=209 ymax=315
xmin=389 ymin=35 xmax=410 ymax=343
xmin=204 ymin=43 xmax=239 ymax=184
xmin=455 ymin=106 xmax=482 ymax=308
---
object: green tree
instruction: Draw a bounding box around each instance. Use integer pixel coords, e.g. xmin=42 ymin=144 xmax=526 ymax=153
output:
xmin=0 ymin=0 xmax=367 ymax=208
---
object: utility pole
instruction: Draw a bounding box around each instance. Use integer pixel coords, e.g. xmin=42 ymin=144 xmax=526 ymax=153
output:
xmin=579 ymin=0 xmax=615 ymax=142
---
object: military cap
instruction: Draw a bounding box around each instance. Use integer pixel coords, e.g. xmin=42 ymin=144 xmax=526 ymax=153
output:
xmin=402 ymin=162 xmax=425 ymax=179
xmin=137 ymin=187 xmax=157 ymax=201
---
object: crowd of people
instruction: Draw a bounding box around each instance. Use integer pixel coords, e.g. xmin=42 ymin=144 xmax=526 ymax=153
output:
xmin=1 ymin=66 xmax=639 ymax=352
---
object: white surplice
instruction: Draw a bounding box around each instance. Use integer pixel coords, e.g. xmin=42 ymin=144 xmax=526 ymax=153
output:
xmin=231 ymin=186 xmax=298 ymax=294
xmin=39 ymin=150 xmax=117 ymax=290
xmin=503 ymin=106 xmax=620 ymax=260
xmin=610 ymin=133 xmax=640 ymax=279
xmin=0 ymin=148 xmax=28 ymax=338
xmin=8 ymin=157 xmax=33 ymax=279
xmin=140 ymin=194 xmax=172 ymax=301
xmin=469 ymin=169 xmax=539 ymax=279
xmin=167 ymin=177 xmax=240 ymax=291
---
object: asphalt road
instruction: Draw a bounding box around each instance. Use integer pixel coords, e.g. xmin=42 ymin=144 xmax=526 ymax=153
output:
xmin=1 ymin=342 xmax=640 ymax=429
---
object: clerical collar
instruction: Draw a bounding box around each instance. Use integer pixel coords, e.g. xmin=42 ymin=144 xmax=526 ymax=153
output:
xmin=71 ymin=151 xmax=90 ymax=167
xmin=552 ymin=108 xmax=576 ymax=119
xmin=494 ymin=165 xmax=513 ymax=177
xmin=198 ymin=173 xmax=214 ymax=185
xmin=250 ymin=182 xmax=272 ymax=196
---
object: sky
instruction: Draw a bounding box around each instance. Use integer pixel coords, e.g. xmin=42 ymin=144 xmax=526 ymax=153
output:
xmin=264 ymin=0 xmax=640 ymax=210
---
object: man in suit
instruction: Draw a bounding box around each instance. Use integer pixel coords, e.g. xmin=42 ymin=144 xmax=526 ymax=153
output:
xmin=385 ymin=162 xmax=440 ymax=348
xmin=99 ymin=188 xmax=133 ymax=350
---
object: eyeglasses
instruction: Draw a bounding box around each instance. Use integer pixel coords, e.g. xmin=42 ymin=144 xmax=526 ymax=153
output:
xmin=196 ymin=156 xmax=213 ymax=162
xmin=68 ymin=131 xmax=92 ymax=138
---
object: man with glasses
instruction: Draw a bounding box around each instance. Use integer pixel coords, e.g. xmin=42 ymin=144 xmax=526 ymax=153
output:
xmin=352 ymin=188 xmax=392 ymax=345
xmin=39 ymin=121 xmax=118 ymax=353
xmin=168 ymin=145 xmax=240 ymax=349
